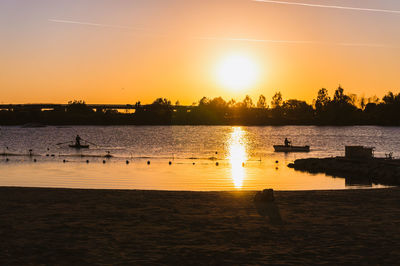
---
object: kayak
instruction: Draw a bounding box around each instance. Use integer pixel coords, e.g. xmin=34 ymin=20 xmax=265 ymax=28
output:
xmin=69 ymin=144 xmax=89 ymax=149
xmin=273 ymin=145 xmax=310 ymax=152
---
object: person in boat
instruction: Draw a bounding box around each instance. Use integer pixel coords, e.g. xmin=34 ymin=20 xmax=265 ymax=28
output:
xmin=284 ymin=138 xmax=291 ymax=147
xmin=75 ymin=135 xmax=82 ymax=146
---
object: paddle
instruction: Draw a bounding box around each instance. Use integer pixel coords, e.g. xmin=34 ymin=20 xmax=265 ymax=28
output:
xmin=56 ymin=141 xmax=73 ymax=145
xmin=81 ymin=138 xmax=99 ymax=147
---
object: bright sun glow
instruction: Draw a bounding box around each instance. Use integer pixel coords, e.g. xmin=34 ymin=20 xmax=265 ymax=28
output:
xmin=217 ymin=54 xmax=259 ymax=91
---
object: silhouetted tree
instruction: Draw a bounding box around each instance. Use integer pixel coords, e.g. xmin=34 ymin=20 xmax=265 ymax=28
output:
xmin=382 ymin=91 xmax=397 ymax=105
xmin=360 ymin=96 xmax=366 ymax=110
xmin=271 ymin=92 xmax=283 ymax=109
xmin=227 ymin=99 xmax=236 ymax=108
xmin=348 ymin=94 xmax=358 ymax=107
xmin=152 ymin=98 xmax=171 ymax=106
xmin=199 ymin=97 xmax=210 ymax=106
xmin=2 ymin=89 xmax=400 ymax=126
xmin=368 ymin=95 xmax=380 ymax=104
xmin=66 ymin=100 xmax=93 ymax=114
xmin=328 ymin=86 xmax=358 ymax=125
xmin=242 ymin=95 xmax=254 ymax=108
xmin=257 ymin=95 xmax=267 ymax=109
xmin=209 ymin=97 xmax=227 ymax=108
xmin=315 ymin=88 xmax=330 ymax=112
xmin=333 ymin=86 xmax=351 ymax=104
xmin=282 ymin=99 xmax=314 ymax=124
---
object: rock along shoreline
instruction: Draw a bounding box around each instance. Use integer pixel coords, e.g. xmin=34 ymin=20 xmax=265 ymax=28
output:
xmin=288 ymin=157 xmax=400 ymax=186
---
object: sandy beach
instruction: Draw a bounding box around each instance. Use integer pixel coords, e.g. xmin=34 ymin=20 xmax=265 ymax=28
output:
xmin=0 ymin=187 xmax=399 ymax=265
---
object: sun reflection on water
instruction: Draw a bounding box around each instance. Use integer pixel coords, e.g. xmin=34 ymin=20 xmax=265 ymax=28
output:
xmin=226 ymin=127 xmax=248 ymax=188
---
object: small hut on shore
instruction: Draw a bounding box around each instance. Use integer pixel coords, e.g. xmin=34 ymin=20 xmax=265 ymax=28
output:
xmin=345 ymin=146 xmax=374 ymax=160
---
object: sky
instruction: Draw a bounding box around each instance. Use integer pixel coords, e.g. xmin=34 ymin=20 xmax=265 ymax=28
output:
xmin=1 ymin=0 xmax=400 ymax=104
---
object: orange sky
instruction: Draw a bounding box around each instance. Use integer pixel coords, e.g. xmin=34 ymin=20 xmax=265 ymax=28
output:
xmin=1 ymin=0 xmax=400 ymax=104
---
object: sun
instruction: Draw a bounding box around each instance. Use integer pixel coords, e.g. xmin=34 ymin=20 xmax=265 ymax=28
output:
xmin=216 ymin=54 xmax=259 ymax=91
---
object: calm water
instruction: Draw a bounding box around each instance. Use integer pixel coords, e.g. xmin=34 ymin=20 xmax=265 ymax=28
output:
xmin=0 ymin=126 xmax=397 ymax=191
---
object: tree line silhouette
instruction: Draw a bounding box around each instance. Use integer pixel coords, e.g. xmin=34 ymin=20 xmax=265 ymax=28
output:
xmin=1 ymin=87 xmax=400 ymax=126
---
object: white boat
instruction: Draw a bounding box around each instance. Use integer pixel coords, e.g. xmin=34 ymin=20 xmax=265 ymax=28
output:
xmin=273 ymin=145 xmax=310 ymax=152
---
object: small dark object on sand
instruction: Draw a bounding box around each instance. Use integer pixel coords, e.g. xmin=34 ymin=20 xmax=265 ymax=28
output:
xmin=216 ymin=162 xmax=219 ymax=166
xmin=147 ymin=161 xmax=150 ymax=165
xmin=169 ymin=161 xmax=172 ymax=165
xmin=254 ymin=189 xmax=283 ymax=225
xmin=6 ymin=158 xmax=9 ymax=162
xmin=63 ymin=160 xmax=66 ymax=163
xmin=103 ymin=160 xmax=106 ymax=164
xmin=126 ymin=160 xmax=129 ymax=164
xmin=275 ymin=160 xmax=279 ymax=163
xmin=86 ymin=160 xmax=89 ymax=163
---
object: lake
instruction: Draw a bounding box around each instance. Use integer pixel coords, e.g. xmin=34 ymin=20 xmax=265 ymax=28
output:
xmin=0 ymin=125 xmax=398 ymax=191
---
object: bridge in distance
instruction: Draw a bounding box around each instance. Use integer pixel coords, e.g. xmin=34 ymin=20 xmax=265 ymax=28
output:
xmin=0 ymin=104 xmax=194 ymax=112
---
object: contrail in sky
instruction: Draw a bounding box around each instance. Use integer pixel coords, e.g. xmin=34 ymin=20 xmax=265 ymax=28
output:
xmin=197 ymin=37 xmax=316 ymax=44
xmin=197 ymin=37 xmax=391 ymax=48
xmin=253 ymin=0 xmax=400 ymax=14
xmin=48 ymin=19 xmax=134 ymax=30
xmin=48 ymin=19 xmax=393 ymax=48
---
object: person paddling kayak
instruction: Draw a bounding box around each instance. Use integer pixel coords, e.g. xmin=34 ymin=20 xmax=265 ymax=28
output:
xmin=284 ymin=138 xmax=291 ymax=147
xmin=75 ymin=135 xmax=81 ymax=146
xmin=69 ymin=135 xmax=89 ymax=149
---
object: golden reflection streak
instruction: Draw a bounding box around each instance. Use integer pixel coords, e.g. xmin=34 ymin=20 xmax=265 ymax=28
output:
xmin=226 ymin=127 xmax=248 ymax=188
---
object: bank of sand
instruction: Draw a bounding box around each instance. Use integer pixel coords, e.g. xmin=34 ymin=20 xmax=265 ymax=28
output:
xmin=0 ymin=187 xmax=399 ymax=265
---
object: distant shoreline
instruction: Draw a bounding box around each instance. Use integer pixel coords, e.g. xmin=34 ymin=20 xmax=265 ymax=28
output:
xmin=2 ymin=89 xmax=400 ymax=126
xmin=0 ymin=185 xmax=396 ymax=192
xmin=3 ymin=123 xmax=400 ymax=127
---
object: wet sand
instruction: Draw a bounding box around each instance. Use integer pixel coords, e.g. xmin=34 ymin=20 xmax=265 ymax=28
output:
xmin=0 ymin=187 xmax=399 ymax=265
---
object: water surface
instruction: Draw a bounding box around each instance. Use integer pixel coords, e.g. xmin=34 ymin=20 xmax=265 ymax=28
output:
xmin=0 ymin=126 xmax=397 ymax=190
